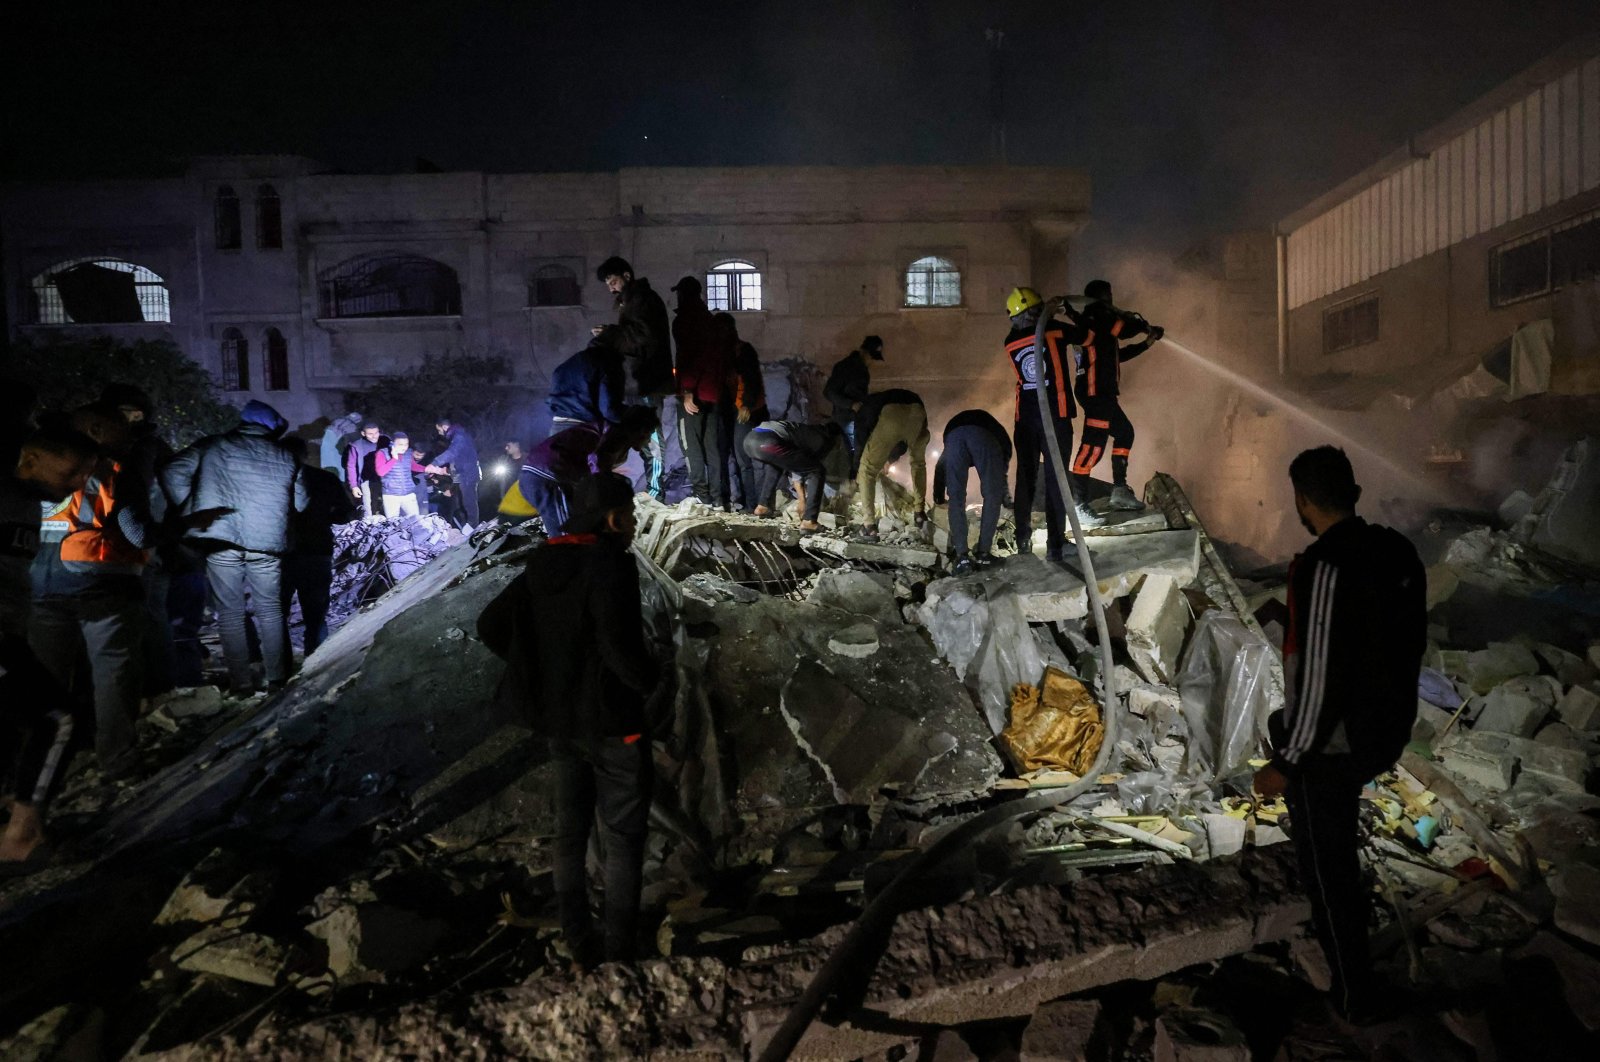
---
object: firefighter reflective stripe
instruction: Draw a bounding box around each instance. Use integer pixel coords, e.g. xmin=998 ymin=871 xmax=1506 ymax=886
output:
xmin=1071 ymin=443 xmax=1104 ymax=475
xmin=39 ymin=497 xmax=72 ymax=543
xmin=58 ymin=462 xmax=147 ymax=575
xmin=1084 ymin=418 xmax=1111 ymax=429
xmin=1112 ymin=447 xmax=1132 ymax=457
xmin=1006 ymin=330 xmax=1073 ymax=418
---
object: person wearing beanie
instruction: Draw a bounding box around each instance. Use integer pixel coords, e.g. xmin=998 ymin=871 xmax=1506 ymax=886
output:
xmin=477 ymin=472 xmax=663 ymax=968
xmin=160 ymin=400 xmax=309 ymax=695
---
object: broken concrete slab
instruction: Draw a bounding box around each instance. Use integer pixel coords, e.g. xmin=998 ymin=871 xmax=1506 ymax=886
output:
xmin=1527 ymin=436 xmax=1600 ymax=568
xmin=1535 ymin=643 xmax=1599 ymax=687
xmin=154 ymin=849 xmax=272 ymax=927
xmin=151 ymin=686 xmax=226 ymax=720
xmin=1465 ymin=642 xmax=1541 ymax=694
xmin=800 ymin=534 xmax=942 ymax=569
xmin=807 ymin=568 xmax=903 ymax=626
xmin=1125 ymin=574 xmax=1191 ymax=685
xmin=826 ymin=623 xmax=881 ymax=658
xmin=1438 ymin=731 xmax=1519 ymax=791
xmin=1019 ymin=998 xmax=1102 ymax=1062
xmin=1475 ymin=674 xmax=1562 ymax=736
xmin=1556 ymin=683 xmax=1600 ymax=732
xmin=171 ymin=925 xmax=290 ymax=987
xmin=1153 ymin=1009 xmax=1249 ymax=1062
xmin=1517 ymin=742 xmax=1590 ymax=793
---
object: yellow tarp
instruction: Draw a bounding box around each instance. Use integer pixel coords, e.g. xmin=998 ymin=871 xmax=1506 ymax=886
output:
xmin=1001 ymin=667 xmax=1105 ymax=776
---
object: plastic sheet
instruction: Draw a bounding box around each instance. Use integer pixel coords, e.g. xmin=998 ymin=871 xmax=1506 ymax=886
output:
xmin=1174 ymin=611 xmax=1276 ymax=781
xmin=918 ymin=582 xmax=1045 ymax=734
xmin=1000 ymin=668 xmax=1104 ymax=775
xmin=1417 ymin=667 xmax=1464 ymax=711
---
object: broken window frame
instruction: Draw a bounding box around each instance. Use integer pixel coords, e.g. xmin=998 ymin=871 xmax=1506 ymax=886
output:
xmin=27 ymin=257 xmax=172 ymax=324
xmin=705 ymin=260 xmax=763 ymax=312
xmin=904 ymin=255 xmax=962 ymax=308
xmin=264 ymin=327 xmax=289 ymax=390
xmin=1321 ymin=292 xmax=1379 ymax=355
xmin=1490 ymin=206 xmax=1600 ymax=307
xmin=317 ymin=254 xmax=463 ymax=319
xmin=529 ymin=263 xmax=582 ymax=308
xmin=256 ymin=185 xmax=283 ymax=250
xmin=220 ymin=327 xmax=249 ymax=392
xmin=215 ymin=186 xmax=242 ymax=251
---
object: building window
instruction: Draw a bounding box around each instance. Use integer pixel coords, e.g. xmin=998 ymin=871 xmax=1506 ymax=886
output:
xmin=705 ymin=260 xmax=763 ymax=312
xmin=215 ymin=186 xmax=241 ymax=250
xmin=318 ymin=254 xmax=462 ymax=318
xmin=28 ymin=258 xmax=171 ymax=324
xmin=256 ymin=185 xmax=283 ymax=250
xmin=264 ymin=328 xmax=289 ymax=390
xmin=220 ymin=328 xmax=249 ymax=391
xmin=905 ymin=255 xmax=961 ymax=307
xmin=1491 ymin=208 xmax=1600 ymax=307
xmin=1322 ymin=293 xmax=1379 ymax=355
xmin=529 ymin=263 xmax=581 ymax=307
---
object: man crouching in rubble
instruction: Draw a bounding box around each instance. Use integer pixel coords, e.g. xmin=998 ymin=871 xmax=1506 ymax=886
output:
xmin=477 ymin=473 xmax=661 ymax=968
xmin=1254 ymin=446 xmax=1425 ymax=1024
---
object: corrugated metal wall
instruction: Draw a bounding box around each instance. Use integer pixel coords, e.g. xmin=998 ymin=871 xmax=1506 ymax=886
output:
xmin=1287 ymin=55 xmax=1600 ymax=309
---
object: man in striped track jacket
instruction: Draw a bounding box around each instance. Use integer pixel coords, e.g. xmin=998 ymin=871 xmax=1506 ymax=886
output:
xmin=1254 ymin=445 xmax=1425 ymax=1024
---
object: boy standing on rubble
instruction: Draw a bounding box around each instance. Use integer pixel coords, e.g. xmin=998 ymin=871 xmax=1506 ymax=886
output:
xmin=478 ymin=473 xmax=662 ymax=968
xmin=1254 ymin=446 xmax=1425 ymax=1025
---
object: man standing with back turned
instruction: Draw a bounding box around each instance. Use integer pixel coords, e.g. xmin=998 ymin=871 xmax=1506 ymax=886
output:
xmin=1253 ymin=446 xmax=1425 ymax=1025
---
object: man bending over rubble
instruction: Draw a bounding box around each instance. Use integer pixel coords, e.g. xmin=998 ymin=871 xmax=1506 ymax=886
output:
xmin=932 ymin=409 xmax=1011 ymax=574
xmin=743 ymin=419 xmax=846 ymax=531
xmin=1253 ymin=445 xmax=1425 ymax=1024
xmin=851 ymin=389 xmax=929 ymax=540
xmin=478 ymin=473 xmax=662 ymax=967
xmin=518 ymin=409 xmax=658 ymax=536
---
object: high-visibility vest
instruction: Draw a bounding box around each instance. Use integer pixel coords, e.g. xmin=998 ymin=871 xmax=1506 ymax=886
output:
xmin=57 ymin=461 xmax=148 ymax=575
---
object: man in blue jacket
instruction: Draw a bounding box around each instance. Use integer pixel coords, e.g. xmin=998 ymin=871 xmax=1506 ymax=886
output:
xmin=426 ymin=414 xmax=481 ymax=525
xmin=548 ymin=327 xmax=626 ymax=430
xmin=477 ymin=472 xmax=663 ymax=967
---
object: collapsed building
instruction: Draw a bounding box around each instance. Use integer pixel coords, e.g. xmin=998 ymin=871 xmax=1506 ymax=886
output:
xmin=4 ymin=442 xmax=1600 ymax=1062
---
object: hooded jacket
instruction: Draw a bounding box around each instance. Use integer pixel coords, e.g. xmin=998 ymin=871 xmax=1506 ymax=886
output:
xmin=476 ymin=538 xmax=661 ymax=740
xmin=673 ymin=297 xmax=730 ymax=405
xmin=549 ymin=336 xmax=626 ymax=426
xmin=824 ymin=350 xmax=871 ymax=427
xmin=161 ymin=402 xmax=309 ymax=554
xmin=431 ymin=424 xmax=479 ymax=481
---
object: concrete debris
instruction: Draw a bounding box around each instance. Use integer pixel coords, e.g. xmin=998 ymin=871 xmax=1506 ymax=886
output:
xmin=171 ymin=925 xmax=291 ymax=987
xmin=1535 ymin=642 xmax=1599 ymax=687
xmin=1125 ymin=573 xmax=1192 ymax=684
xmin=1152 ymin=1009 xmax=1249 ymax=1062
xmin=306 ymin=902 xmax=452 ymax=979
xmin=802 ymin=533 xmax=942 ymax=569
xmin=917 ymin=1028 xmax=979 ymax=1062
xmin=1556 ymin=683 xmax=1600 ymax=731
xmin=807 ymin=568 xmax=903 ymax=627
xmin=826 ymin=622 xmax=882 ymax=658
xmin=151 ymin=686 xmax=226 ymax=720
xmin=1473 ymin=674 xmax=1562 ymax=736
xmin=154 ymin=849 xmax=274 ymax=927
xmin=1018 ymin=997 xmax=1102 ymax=1062
xmin=1462 ymin=641 xmax=1541 ymax=694
xmin=1523 ymin=435 xmax=1600 ymax=568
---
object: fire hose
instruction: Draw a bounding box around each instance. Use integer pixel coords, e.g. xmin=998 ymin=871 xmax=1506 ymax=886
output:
xmin=756 ymin=298 xmax=1123 ymax=1062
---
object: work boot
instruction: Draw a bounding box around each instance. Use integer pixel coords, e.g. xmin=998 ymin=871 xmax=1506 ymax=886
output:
xmin=1074 ymin=502 xmax=1105 ymax=529
xmin=1107 ymin=484 xmax=1145 ymax=512
xmin=851 ymin=525 xmax=880 ymax=543
xmin=953 ymin=555 xmax=975 ymax=576
xmin=1013 ymin=526 xmax=1033 ymax=556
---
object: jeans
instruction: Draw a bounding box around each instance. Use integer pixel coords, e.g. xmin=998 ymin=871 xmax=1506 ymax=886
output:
xmin=168 ymin=571 xmax=208 ymax=688
xmin=457 ymin=473 xmax=481 ymax=525
xmin=942 ymin=426 xmax=1009 ymax=558
xmin=1014 ymin=400 xmax=1076 ymax=557
xmin=550 ymin=737 xmax=653 ymax=963
xmin=207 ymin=550 xmax=288 ymax=689
xmin=282 ymin=552 xmax=334 ymax=656
xmin=28 ymin=589 xmax=144 ymax=768
xmin=681 ymin=400 xmax=725 ymax=505
xmin=730 ymin=409 xmax=766 ymax=511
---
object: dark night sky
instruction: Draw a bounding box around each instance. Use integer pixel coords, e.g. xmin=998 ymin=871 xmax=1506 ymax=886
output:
xmin=3 ymin=1 xmax=1592 ymax=268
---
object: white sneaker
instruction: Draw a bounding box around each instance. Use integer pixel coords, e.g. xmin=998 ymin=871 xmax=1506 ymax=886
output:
xmin=1074 ymin=503 xmax=1105 ymax=529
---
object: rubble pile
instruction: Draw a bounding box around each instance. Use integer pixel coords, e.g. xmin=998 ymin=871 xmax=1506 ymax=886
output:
xmin=4 ymin=458 xmax=1600 ymax=1060
xmin=320 ymin=514 xmax=468 ymax=632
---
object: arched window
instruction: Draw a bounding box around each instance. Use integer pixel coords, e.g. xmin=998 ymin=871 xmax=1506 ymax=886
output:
xmin=264 ymin=328 xmax=289 ymax=390
xmin=215 ymin=186 xmax=242 ymax=250
xmin=530 ymin=263 xmax=581 ymax=307
xmin=29 ymin=258 xmax=171 ymax=324
xmin=904 ymin=255 xmax=961 ymax=307
xmin=318 ymin=254 xmax=462 ymax=318
xmin=705 ymin=260 xmax=762 ymax=312
xmin=220 ymin=328 xmax=249 ymax=392
xmin=255 ymin=185 xmax=282 ymax=250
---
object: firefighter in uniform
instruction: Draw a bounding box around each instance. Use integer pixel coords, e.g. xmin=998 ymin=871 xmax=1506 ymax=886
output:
xmin=1004 ymin=287 xmax=1089 ymax=561
xmin=1069 ymin=279 xmax=1164 ymax=524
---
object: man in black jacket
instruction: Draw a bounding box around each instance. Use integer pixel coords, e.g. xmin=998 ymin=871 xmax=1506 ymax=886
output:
xmin=933 ymin=410 xmax=1012 ymax=575
xmin=478 ymin=473 xmax=661 ymax=967
xmin=1253 ymin=446 xmax=1425 ymax=1024
xmin=161 ymin=401 xmax=309 ymax=694
xmin=824 ymin=335 xmax=882 ymax=470
xmin=548 ymin=327 xmax=627 ymax=430
xmin=1069 ymin=279 xmax=1164 ymax=523
xmin=281 ymin=437 xmax=358 ymax=657
xmin=598 ymin=256 xmax=679 ymax=499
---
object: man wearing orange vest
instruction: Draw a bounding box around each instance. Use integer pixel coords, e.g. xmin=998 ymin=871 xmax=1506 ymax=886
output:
xmin=1069 ymin=279 xmax=1163 ymax=524
xmin=29 ymin=404 xmax=164 ymax=776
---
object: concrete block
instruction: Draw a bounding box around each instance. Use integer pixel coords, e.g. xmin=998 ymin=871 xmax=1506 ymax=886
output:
xmin=1556 ymin=683 xmax=1600 ymax=732
xmin=172 ymin=925 xmax=289 ymax=987
xmin=1533 ymin=722 xmax=1583 ymax=750
xmin=1125 ymin=574 xmax=1190 ymax=684
xmin=1153 ymin=1009 xmax=1249 ymax=1062
xmin=1438 ymin=734 xmax=1518 ymax=791
xmin=1474 ymin=675 xmax=1560 ymax=737
xmin=1518 ymin=743 xmax=1589 ymax=793
xmin=1535 ymin=643 xmax=1598 ymax=687
xmin=1465 ymin=642 xmax=1540 ymax=694
xmin=1200 ymin=814 xmax=1246 ymax=859
xmin=808 ymin=568 xmax=901 ymax=627
xmin=918 ymin=1028 xmax=978 ymax=1062
xmin=1019 ymin=998 xmax=1102 ymax=1062
xmin=827 ymin=623 xmax=881 ymax=659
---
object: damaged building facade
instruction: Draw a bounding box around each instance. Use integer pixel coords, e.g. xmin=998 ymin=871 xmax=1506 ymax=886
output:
xmin=1 ymin=160 xmax=1088 ymax=430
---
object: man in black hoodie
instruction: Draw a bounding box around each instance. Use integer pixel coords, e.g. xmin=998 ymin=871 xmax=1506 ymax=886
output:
xmin=597 ymin=256 xmax=679 ymax=499
xmin=478 ymin=472 xmax=661 ymax=967
xmin=1254 ymin=446 xmax=1425 ymax=1024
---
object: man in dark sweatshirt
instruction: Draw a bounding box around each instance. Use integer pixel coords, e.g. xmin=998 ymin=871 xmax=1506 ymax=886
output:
xmin=598 ymin=256 xmax=678 ymax=499
xmin=1254 ymin=446 xmax=1425 ymax=1024
xmin=477 ymin=472 xmax=662 ymax=967
xmin=742 ymin=419 xmax=846 ymax=532
xmin=824 ymin=335 xmax=882 ymax=470
xmin=518 ymin=409 xmax=657 ymax=536
xmin=281 ymin=436 xmax=358 ymax=657
xmin=932 ymin=410 xmax=1012 ymax=575
xmin=549 ymin=327 xmax=627 ymax=430
xmin=671 ymin=276 xmax=731 ymax=507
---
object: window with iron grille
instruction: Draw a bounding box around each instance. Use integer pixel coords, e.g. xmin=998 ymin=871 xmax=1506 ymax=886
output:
xmin=28 ymin=258 xmax=171 ymax=324
xmin=264 ymin=328 xmax=289 ymax=390
xmin=221 ymin=328 xmax=248 ymax=391
xmin=256 ymin=185 xmax=283 ymax=250
xmin=530 ymin=263 xmax=581 ymax=307
xmin=1322 ymin=293 xmax=1379 ymax=355
xmin=705 ymin=260 xmax=763 ymax=312
xmin=215 ymin=186 xmax=242 ymax=250
xmin=317 ymin=254 xmax=462 ymax=318
xmin=905 ymin=255 xmax=961 ymax=307
xmin=1491 ymin=207 xmax=1600 ymax=307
